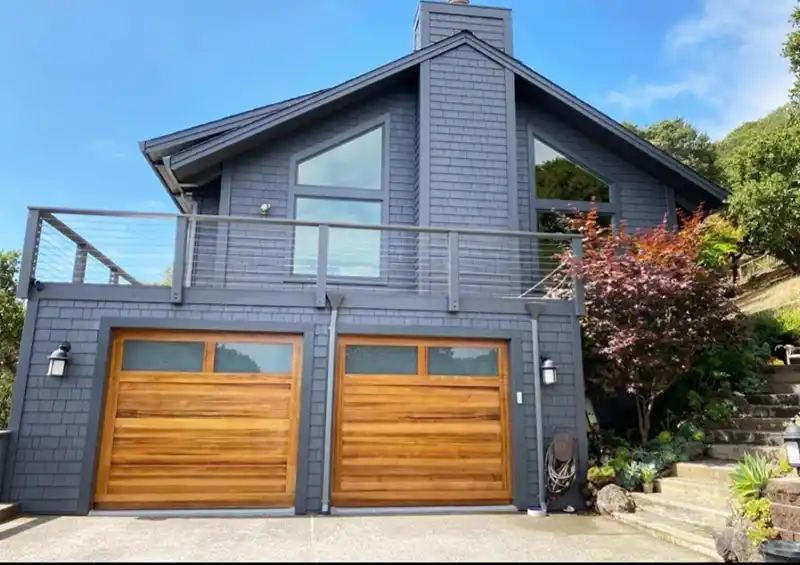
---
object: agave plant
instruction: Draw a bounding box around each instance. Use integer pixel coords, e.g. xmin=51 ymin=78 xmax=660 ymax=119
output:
xmin=729 ymin=452 xmax=772 ymax=505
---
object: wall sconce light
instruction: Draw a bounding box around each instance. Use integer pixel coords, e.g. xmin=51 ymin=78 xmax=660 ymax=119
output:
xmin=541 ymin=357 xmax=557 ymax=386
xmin=47 ymin=342 xmax=71 ymax=378
xmin=259 ymin=203 xmax=272 ymax=216
xmin=783 ymin=420 xmax=800 ymax=471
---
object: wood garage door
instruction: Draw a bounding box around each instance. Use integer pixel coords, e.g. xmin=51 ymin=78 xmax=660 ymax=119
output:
xmin=94 ymin=329 xmax=302 ymax=510
xmin=332 ymin=336 xmax=511 ymax=507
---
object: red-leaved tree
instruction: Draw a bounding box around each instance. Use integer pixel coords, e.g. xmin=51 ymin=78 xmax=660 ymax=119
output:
xmin=561 ymin=208 xmax=738 ymax=441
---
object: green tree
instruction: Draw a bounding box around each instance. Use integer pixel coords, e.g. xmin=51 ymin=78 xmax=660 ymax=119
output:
xmin=0 ymin=251 xmax=25 ymax=428
xmin=624 ymin=118 xmax=722 ymax=183
xmin=783 ymin=4 xmax=800 ymax=109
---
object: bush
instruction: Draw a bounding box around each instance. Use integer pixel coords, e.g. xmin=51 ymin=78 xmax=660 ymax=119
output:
xmin=564 ymin=208 xmax=739 ymax=441
xmin=743 ymin=497 xmax=777 ymax=547
xmin=587 ymin=465 xmax=616 ymax=490
xmin=0 ymin=371 xmax=11 ymax=429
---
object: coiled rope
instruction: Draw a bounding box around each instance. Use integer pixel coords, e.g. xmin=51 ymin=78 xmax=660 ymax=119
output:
xmin=546 ymin=431 xmax=577 ymax=496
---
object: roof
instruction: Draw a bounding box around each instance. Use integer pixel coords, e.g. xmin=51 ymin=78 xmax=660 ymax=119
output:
xmin=141 ymin=30 xmax=728 ymax=211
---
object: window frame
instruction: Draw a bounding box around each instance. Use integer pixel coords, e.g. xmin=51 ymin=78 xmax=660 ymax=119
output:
xmin=287 ymin=114 xmax=391 ymax=283
xmin=527 ymin=125 xmax=622 ymax=291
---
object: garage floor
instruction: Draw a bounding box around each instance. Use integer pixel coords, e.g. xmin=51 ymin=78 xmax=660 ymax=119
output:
xmin=0 ymin=513 xmax=712 ymax=562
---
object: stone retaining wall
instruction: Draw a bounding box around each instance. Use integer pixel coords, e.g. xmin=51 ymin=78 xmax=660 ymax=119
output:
xmin=766 ymin=477 xmax=800 ymax=540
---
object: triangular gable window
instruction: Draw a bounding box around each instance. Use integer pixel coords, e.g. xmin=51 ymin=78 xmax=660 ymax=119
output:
xmin=296 ymin=126 xmax=383 ymax=190
xmin=533 ymin=138 xmax=610 ymax=202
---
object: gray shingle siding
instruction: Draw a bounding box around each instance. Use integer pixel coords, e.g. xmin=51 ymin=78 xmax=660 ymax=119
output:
xmin=8 ymin=297 xmax=581 ymax=515
xmin=429 ymin=13 xmax=507 ymax=51
xmin=203 ymin=86 xmax=418 ymax=291
xmin=517 ymin=102 xmax=672 ymax=231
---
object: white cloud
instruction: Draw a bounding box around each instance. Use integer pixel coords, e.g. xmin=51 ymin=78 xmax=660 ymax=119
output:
xmin=605 ymin=0 xmax=794 ymax=139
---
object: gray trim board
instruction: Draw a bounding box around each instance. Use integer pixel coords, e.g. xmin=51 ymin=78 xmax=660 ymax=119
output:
xmin=1 ymin=297 xmax=39 ymax=500
xmin=213 ymin=167 xmax=233 ymax=286
xmin=17 ymin=210 xmax=41 ymax=300
xmin=665 ymin=184 xmax=677 ymax=229
xmin=505 ymin=69 xmax=519 ymax=231
xmin=29 ymin=282 xmax=576 ymax=316
xmin=418 ymin=62 xmax=431 ymax=227
xmin=570 ymin=315 xmax=589 ymax=506
xmin=79 ymin=317 xmax=317 ymax=515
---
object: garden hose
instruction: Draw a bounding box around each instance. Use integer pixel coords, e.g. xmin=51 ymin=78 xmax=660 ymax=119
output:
xmin=546 ymin=431 xmax=577 ymax=496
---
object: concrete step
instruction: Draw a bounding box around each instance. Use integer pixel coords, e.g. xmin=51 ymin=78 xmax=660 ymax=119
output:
xmin=746 ymin=393 xmax=800 ymax=406
xmin=674 ymin=461 xmax=737 ymax=484
xmin=709 ymin=429 xmax=783 ymax=446
xmin=768 ymin=383 xmax=800 ymax=394
xmin=609 ymin=508 xmax=722 ymax=562
xmin=720 ymin=417 xmax=788 ymax=432
xmin=631 ymin=492 xmax=729 ymax=530
xmin=0 ymin=503 xmax=20 ymax=524
xmin=656 ymin=477 xmax=732 ymax=514
xmin=707 ymin=443 xmax=784 ymax=463
xmin=742 ymin=404 xmax=800 ymax=419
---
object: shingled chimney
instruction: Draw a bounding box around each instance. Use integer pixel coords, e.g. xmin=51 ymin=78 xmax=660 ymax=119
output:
xmin=413 ymin=0 xmax=513 ymax=54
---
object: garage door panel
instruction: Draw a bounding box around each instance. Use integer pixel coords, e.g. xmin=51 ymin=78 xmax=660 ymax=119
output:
xmin=94 ymin=330 xmax=302 ymax=511
xmin=332 ymin=337 xmax=511 ymax=508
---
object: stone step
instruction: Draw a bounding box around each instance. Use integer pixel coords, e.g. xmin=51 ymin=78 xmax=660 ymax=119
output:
xmin=768 ymin=383 xmax=800 ymax=394
xmin=707 ymin=443 xmax=785 ymax=463
xmin=742 ymin=405 xmax=800 ymax=419
xmin=631 ymin=492 xmax=729 ymax=529
xmin=709 ymin=429 xmax=783 ymax=446
xmin=721 ymin=417 xmax=788 ymax=432
xmin=609 ymin=508 xmax=722 ymax=562
xmin=656 ymin=477 xmax=732 ymax=513
xmin=674 ymin=461 xmax=737 ymax=484
xmin=767 ymin=371 xmax=800 ymax=385
xmin=0 ymin=503 xmax=19 ymax=524
xmin=746 ymin=393 xmax=800 ymax=406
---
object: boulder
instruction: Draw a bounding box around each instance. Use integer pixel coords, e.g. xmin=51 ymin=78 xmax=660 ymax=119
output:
xmin=713 ymin=514 xmax=756 ymax=562
xmin=595 ymin=484 xmax=635 ymax=514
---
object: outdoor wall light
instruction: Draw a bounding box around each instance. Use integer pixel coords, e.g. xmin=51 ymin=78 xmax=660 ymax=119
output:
xmin=47 ymin=342 xmax=71 ymax=378
xmin=541 ymin=358 xmax=557 ymax=386
xmin=784 ymin=420 xmax=800 ymax=470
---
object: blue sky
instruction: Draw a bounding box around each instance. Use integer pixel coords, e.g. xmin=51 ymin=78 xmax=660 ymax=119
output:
xmin=0 ymin=0 xmax=793 ymax=261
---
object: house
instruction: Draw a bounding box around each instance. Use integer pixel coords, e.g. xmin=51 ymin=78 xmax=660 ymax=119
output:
xmin=1 ymin=0 xmax=726 ymax=517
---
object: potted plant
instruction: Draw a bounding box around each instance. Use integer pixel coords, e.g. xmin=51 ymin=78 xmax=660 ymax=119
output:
xmin=641 ymin=463 xmax=657 ymax=494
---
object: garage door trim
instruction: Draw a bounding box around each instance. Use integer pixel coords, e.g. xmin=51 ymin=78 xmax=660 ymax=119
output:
xmin=79 ymin=318 xmax=317 ymax=516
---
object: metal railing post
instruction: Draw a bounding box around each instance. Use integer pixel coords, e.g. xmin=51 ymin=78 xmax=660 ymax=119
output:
xmin=17 ymin=209 xmax=42 ymax=299
xmin=109 ymin=268 xmax=119 ymax=285
xmin=171 ymin=216 xmax=188 ymax=304
xmin=72 ymin=244 xmax=88 ymax=284
xmin=447 ymin=231 xmax=460 ymax=313
xmin=315 ymin=225 xmax=330 ymax=309
xmin=571 ymin=237 xmax=585 ymax=315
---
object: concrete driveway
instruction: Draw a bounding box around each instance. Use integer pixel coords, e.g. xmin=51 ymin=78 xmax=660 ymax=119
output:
xmin=0 ymin=513 xmax=711 ymax=562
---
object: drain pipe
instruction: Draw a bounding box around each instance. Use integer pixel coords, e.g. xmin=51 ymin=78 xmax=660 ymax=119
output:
xmin=321 ymin=293 xmax=344 ymax=515
xmin=525 ymin=303 xmax=548 ymax=513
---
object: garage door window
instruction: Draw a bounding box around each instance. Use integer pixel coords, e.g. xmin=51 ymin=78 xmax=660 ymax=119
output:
xmin=344 ymin=345 xmax=418 ymax=375
xmin=121 ymin=340 xmax=205 ymax=372
xmin=428 ymin=346 xmax=499 ymax=377
xmin=214 ymin=342 xmax=294 ymax=373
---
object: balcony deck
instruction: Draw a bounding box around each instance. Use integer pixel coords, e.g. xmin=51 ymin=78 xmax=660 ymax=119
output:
xmin=18 ymin=207 xmax=584 ymax=314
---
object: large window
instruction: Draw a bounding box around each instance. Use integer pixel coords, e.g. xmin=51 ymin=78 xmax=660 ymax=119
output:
xmin=293 ymin=198 xmax=382 ymax=276
xmin=291 ymin=122 xmax=386 ymax=278
xmin=533 ymin=138 xmax=610 ymax=203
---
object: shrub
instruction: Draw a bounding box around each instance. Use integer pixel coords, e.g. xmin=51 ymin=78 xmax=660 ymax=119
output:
xmin=730 ymin=453 xmax=773 ymax=505
xmin=563 ymin=208 xmax=739 ymax=441
xmin=743 ymin=497 xmax=777 ymax=546
xmin=0 ymin=371 xmax=10 ymax=428
xmin=640 ymin=463 xmax=657 ymax=484
xmin=587 ymin=465 xmax=616 ymax=490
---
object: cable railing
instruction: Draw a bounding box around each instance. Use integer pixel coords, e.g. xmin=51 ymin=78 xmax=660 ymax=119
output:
xmin=18 ymin=207 xmax=584 ymax=311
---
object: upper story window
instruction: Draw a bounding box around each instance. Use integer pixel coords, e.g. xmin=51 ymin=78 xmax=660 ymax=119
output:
xmin=296 ymin=127 xmax=383 ymax=190
xmin=290 ymin=118 xmax=388 ymax=279
xmin=533 ymin=138 xmax=610 ymax=203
